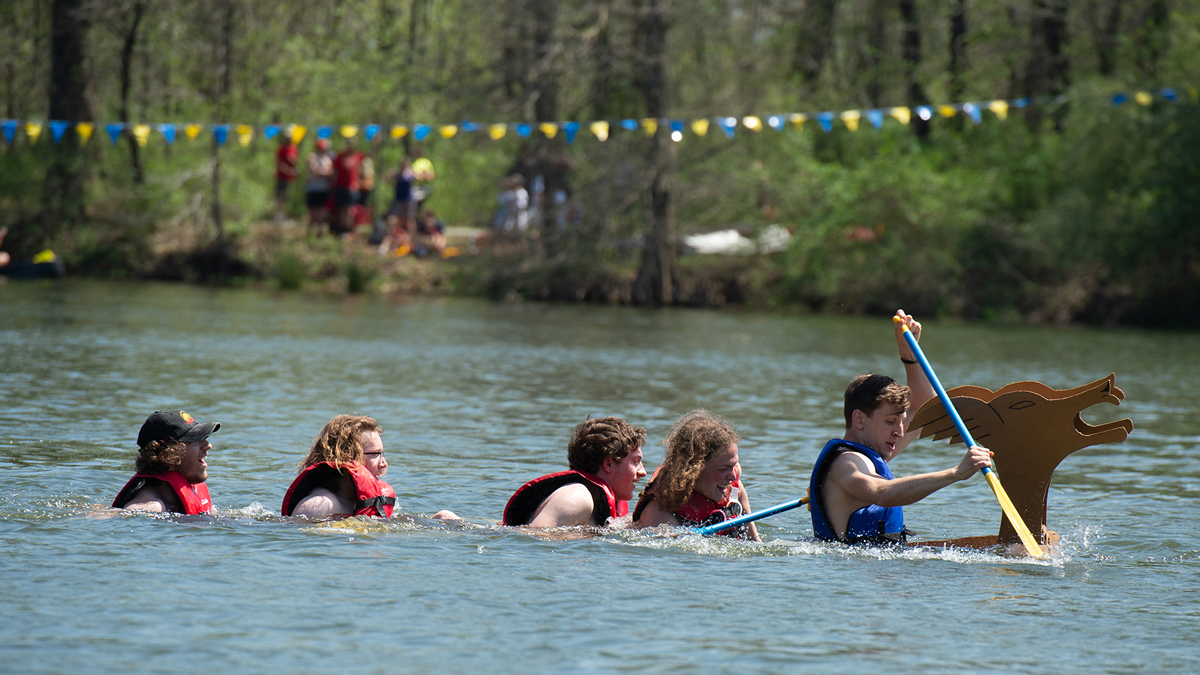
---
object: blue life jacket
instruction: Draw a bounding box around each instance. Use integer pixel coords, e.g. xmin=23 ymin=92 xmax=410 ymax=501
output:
xmin=809 ymin=439 xmax=907 ymax=545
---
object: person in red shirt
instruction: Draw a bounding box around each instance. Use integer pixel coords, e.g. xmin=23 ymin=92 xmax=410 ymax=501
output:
xmin=274 ymin=133 xmax=299 ymax=223
xmin=332 ymin=139 xmax=364 ymax=238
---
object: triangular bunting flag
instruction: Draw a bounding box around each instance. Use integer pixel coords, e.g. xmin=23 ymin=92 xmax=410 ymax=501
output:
xmin=641 ymin=119 xmax=657 ymax=136
xmin=339 ymin=125 xmax=358 ymax=139
xmin=988 ymin=100 xmax=1008 ymax=120
xmin=439 ymin=125 xmax=458 ymax=139
xmin=50 ymin=120 xmax=70 ymax=143
xmin=817 ymin=112 xmax=834 ymax=133
xmin=788 ymin=113 xmax=806 ymax=131
xmin=1012 ymin=98 xmax=1030 ymax=108
xmin=538 ymin=122 xmax=558 ymax=139
xmin=1135 ymin=91 xmax=1152 ymax=106
xmin=290 ymin=124 xmax=306 ymax=144
xmin=563 ymin=121 xmax=580 ymax=144
xmin=767 ymin=115 xmax=784 ymax=130
xmin=888 ymin=107 xmax=910 ymax=125
xmin=742 ymin=116 xmax=762 ymax=132
xmin=212 ymin=124 xmax=229 ymax=145
xmin=1161 ymin=88 xmax=1178 ymax=101
xmin=158 ymin=123 xmax=176 ymax=144
xmin=461 ymin=120 xmax=481 ymax=133
xmin=132 ymin=124 xmax=151 ymax=147
xmin=263 ymin=125 xmax=281 ymax=140
xmin=619 ymin=119 xmax=638 ymax=132
xmin=105 ymin=123 xmax=124 ymax=145
xmin=915 ymin=105 xmax=933 ymax=121
xmin=25 ymin=122 xmax=43 ymax=144
xmin=515 ymin=124 xmax=532 ymax=137
xmin=589 ymin=121 xmax=608 ymax=141
xmin=963 ymin=103 xmax=981 ymax=125
xmin=413 ymin=124 xmax=431 ymax=141
xmin=840 ymin=110 xmax=860 ymax=132
xmin=717 ymin=117 xmax=736 ymax=138
xmin=364 ymin=124 xmax=381 ymax=141
xmin=488 ymin=124 xmax=507 ymax=140
xmin=316 ymin=126 xmax=334 ymax=139
xmin=390 ymin=125 xmax=408 ymax=140
xmin=76 ymin=122 xmax=94 ymax=145
xmin=866 ymin=109 xmax=884 ymax=129
xmin=1 ymin=120 xmax=16 ymax=144
xmin=691 ymin=119 xmax=710 ymax=136
xmin=938 ymin=104 xmax=957 ymax=118
xmin=236 ymin=124 xmax=254 ymax=147
xmin=185 ymin=123 xmax=203 ymax=141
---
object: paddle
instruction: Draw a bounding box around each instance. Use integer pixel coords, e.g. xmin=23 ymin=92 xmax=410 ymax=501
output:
xmin=694 ymin=496 xmax=809 ymax=536
xmin=893 ymin=316 xmax=1045 ymax=557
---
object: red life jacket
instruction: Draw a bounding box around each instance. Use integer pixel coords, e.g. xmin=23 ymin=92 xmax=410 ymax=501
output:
xmin=503 ymin=470 xmax=626 ymax=526
xmin=112 ymin=471 xmax=213 ymax=515
xmin=281 ymin=461 xmax=396 ymax=518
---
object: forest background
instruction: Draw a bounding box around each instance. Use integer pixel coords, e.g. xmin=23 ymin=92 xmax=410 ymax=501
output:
xmin=2 ymin=0 xmax=1198 ymax=327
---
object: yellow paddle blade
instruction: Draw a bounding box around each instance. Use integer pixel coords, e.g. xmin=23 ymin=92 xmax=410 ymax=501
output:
xmin=984 ymin=471 xmax=1044 ymax=557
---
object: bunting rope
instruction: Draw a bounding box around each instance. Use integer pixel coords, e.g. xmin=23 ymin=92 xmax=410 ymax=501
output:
xmin=1 ymin=88 xmax=1189 ymax=148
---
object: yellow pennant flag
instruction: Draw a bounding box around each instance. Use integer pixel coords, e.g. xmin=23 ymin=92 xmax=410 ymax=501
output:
xmin=487 ymin=124 xmax=507 ymax=140
xmin=289 ymin=124 xmax=306 ymax=144
xmin=236 ymin=124 xmax=254 ymax=147
xmin=439 ymin=125 xmax=458 ymax=139
xmin=76 ymin=122 xmax=94 ymax=145
xmin=589 ymin=121 xmax=609 ymax=141
xmin=691 ymin=119 xmax=710 ymax=136
xmin=185 ymin=124 xmax=203 ymax=141
xmin=641 ymin=118 xmax=658 ymax=136
xmin=939 ymin=105 xmax=957 ymax=118
xmin=25 ymin=122 xmax=43 ymax=144
xmin=538 ymin=122 xmax=558 ymax=139
xmin=742 ymin=116 xmax=762 ymax=132
xmin=1134 ymin=91 xmax=1152 ymax=106
xmin=132 ymin=124 xmax=152 ymax=147
xmin=390 ymin=125 xmax=408 ymax=139
xmin=988 ymin=100 xmax=1009 ymax=120
xmin=788 ymin=113 xmax=806 ymax=131
xmin=841 ymin=110 xmax=861 ymax=132
xmin=888 ymin=107 xmax=911 ymax=125
xmin=339 ymin=125 xmax=358 ymax=139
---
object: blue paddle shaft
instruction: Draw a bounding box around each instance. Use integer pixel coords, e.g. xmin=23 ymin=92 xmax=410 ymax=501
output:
xmin=899 ymin=328 xmax=993 ymax=476
xmin=694 ymin=497 xmax=806 ymax=536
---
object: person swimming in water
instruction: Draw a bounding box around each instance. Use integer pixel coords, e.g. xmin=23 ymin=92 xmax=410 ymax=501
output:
xmin=113 ymin=410 xmax=221 ymax=514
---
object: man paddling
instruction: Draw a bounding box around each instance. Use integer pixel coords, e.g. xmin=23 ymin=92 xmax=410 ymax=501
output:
xmin=113 ymin=410 xmax=220 ymax=514
xmin=503 ymin=417 xmax=647 ymax=528
xmin=809 ymin=310 xmax=993 ymax=545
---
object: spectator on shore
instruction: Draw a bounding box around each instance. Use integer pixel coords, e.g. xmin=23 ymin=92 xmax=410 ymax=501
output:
xmin=0 ymin=226 xmax=9 ymax=268
xmin=332 ymin=138 xmax=364 ymax=238
xmin=357 ymin=153 xmax=375 ymax=227
xmin=274 ymin=130 xmax=299 ymax=223
xmin=305 ymin=139 xmax=334 ymax=235
xmin=411 ymin=147 xmax=435 ymax=213
xmin=379 ymin=157 xmax=416 ymax=255
xmin=510 ymin=175 xmax=530 ymax=232
xmin=417 ymin=209 xmax=447 ymax=256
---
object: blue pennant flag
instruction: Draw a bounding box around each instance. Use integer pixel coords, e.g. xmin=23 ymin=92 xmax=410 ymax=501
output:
xmin=963 ymin=103 xmax=982 ymax=125
xmin=563 ymin=121 xmax=580 ymax=144
xmin=460 ymin=120 xmax=480 ymax=133
xmin=158 ymin=123 xmax=176 ymax=144
xmin=717 ymin=116 xmax=737 ymax=138
xmin=515 ymin=123 xmax=532 ymax=137
xmin=1161 ymin=88 xmax=1178 ymax=101
xmin=1013 ymin=98 xmax=1030 ymax=109
xmin=50 ymin=120 xmax=70 ymax=143
xmin=668 ymin=120 xmax=684 ymax=134
xmin=866 ymin=110 xmax=884 ymax=129
xmin=767 ymin=115 xmax=784 ymax=130
xmin=105 ymin=123 xmax=124 ymax=145
xmin=413 ymin=124 xmax=431 ymax=141
xmin=619 ymin=119 xmax=638 ymax=132
xmin=263 ymin=125 xmax=281 ymax=140
xmin=212 ymin=124 xmax=229 ymax=145
xmin=1 ymin=119 xmax=16 ymax=144
xmin=1111 ymin=93 xmax=1128 ymax=105
xmin=817 ymin=112 xmax=834 ymax=133
xmin=316 ymin=125 xmax=334 ymax=139
xmin=364 ymin=124 xmax=381 ymax=141
xmin=914 ymin=106 xmax=933 ymax=121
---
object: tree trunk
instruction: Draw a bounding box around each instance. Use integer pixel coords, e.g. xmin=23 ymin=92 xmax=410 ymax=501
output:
xmin=900 ymin=0 xmax=930 ymax=140
xmin=41 ymin=0 xmax=92 ymax=242
xmin=528 ymin=0 xmax=568 ymax=257
xmin=793 ymin=0 xmax=837 ymax=89
xmin=632 ymin=0 xmax=676 ymax=306
xmin=863 ymin=0 xmax=888 ymax=108
xmin=210 ymin=0 xmax=233 ymax=263
xmin=1025 ymin=0 xmax=1069 ymax=132
xmin=120 ymin=2 xmax=146 ymax=185
xmin=1095 ymin=0 xmax=1121 ymax=76
xmin=948 ymin=0 xmax=967 ymax=101
xmin=1134 ymin=0 xmax=1169 ymax=83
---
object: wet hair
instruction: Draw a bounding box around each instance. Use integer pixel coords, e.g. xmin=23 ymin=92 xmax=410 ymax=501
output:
xmin=567 ymin=417 xmax=647 ymax=475
xmin=135 ymin=438 xmax=187 ymax=474
xmin=649 ymin=410 xmax=739 ymax=511
xmin=844 ymin=374 xmax=909 ymax=427
xmin=299 ymin=415 xmax=382 ymax=471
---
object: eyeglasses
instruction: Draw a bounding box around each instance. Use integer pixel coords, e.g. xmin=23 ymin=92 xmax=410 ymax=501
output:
xmin=364 ymin=450 xmax=385 ymax=457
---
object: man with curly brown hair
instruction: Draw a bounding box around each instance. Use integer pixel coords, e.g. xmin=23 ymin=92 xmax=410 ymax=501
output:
xmin=112 ymin=410 xmax=221 ymax=514
xmin=503 ymin=416 xmax=648 ymax=528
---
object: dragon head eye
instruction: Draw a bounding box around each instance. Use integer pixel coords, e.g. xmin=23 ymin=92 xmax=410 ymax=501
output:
xmin=1009 ymin=400 xmax=1035 ymax=410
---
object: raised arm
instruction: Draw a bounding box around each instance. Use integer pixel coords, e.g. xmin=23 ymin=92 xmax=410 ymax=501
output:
xmin=894 ymin=309 xmax=934 ymax=452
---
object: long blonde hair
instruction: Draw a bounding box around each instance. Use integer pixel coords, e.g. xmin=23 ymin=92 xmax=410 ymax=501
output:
xmin=299 ymin=415 xmax=381 ymax=472
xmin=650 ymin=410 xmax=738 ymax=511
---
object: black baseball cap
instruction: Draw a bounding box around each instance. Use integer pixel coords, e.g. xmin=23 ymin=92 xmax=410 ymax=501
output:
xmin=137 ymin=410 xmax=220 ymax=448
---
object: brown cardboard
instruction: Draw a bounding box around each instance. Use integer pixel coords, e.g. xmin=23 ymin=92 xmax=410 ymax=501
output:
xmin=907 ymin=374 xmax=1133 ymax=550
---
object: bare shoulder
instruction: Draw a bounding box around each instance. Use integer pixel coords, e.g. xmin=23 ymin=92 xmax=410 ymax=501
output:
xmin=121 ymin=484 xmax=169 ymax=513
xmin=527 ymin=483 xmax=595 ymax=528
xmin=830 ymin=450 xmax=879 ymax=478
xmin=292 ymin=487 xmax=352 ymax=518
xmin=633 ymin=496 xmax=681 ymax=529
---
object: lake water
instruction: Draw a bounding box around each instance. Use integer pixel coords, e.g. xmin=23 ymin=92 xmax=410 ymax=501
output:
xmin=2 ymin=280 xmax=1197 ymax=674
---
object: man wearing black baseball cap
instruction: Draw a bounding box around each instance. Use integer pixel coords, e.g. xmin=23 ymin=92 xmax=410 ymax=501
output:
xmin=112 ymin=410 xmax=221 ymax=514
